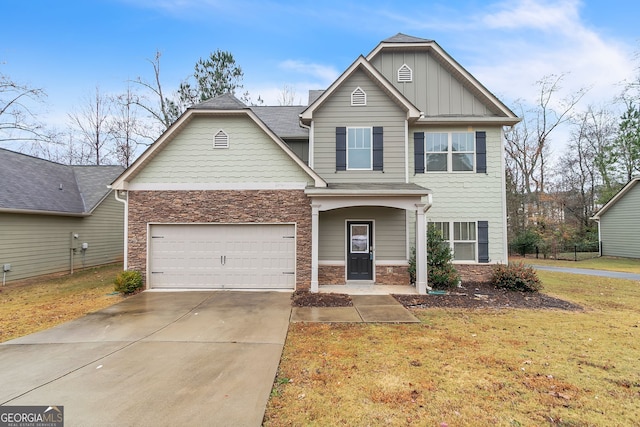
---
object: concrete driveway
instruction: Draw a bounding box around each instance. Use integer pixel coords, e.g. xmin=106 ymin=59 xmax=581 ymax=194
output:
xmin=0 ymin=291 xmax=292 ymax=427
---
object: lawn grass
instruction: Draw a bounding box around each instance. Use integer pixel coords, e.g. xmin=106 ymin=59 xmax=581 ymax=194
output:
xmin=0 ymin=264 xmax=125 ymax=343
xmin=264 ymin=270 xmax=640 ymax=426
xmin=517 ymin=255 xmax=640 ymax=274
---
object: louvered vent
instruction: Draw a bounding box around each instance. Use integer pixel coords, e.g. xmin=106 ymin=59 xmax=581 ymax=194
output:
xmin=213 ymin=130 xmax=229 ymax=149
xmin=398 ymin=64 xmax=413 ymax=82
xmin=351 ymin=87 xmax=367 ymax=106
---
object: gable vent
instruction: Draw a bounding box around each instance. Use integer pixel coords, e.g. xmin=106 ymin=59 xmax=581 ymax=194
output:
xmin=351 ymin=87 xmax=367 ymax=106
xmin=213 ymin=129 xmax=229 ymax=149
xmin=398 ymin=64 xmax=413 ymax=82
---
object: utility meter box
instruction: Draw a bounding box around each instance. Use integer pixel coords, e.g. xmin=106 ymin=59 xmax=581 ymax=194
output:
xmin=81 ymin=242 xmax=89 ymax=250
xmin=70 ymin=232 xmax=79 ymax=249
xmin=3 ymin=264 xmax=10 ymax=272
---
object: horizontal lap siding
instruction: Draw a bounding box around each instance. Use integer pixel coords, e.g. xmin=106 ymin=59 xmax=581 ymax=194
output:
xmin=132 ymin=115 xmax=312 ymax=185
xmin=313 ymin=70 xmax=406 ymax=183
xmin=409 ymin=126 xmax=506 ymax=263
xmin=0 ymin=194 xmax=124 ymax=283
xmin=600 ymin=184 xmax=640 ymax=258
xmin=319 ymin=207 xmax=406 ymax=261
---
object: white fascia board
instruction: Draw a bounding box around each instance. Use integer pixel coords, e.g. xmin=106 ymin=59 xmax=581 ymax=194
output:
xmin=126 ymin=182 xmax=309 ymax=191
xmin=417 ymin=116 xmax=521 ymax=126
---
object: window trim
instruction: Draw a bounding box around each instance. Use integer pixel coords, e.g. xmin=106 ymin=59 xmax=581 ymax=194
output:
xmin=424 ymin=131 xmax=476 ymax=173
xmin=431 ymin=221 xmax=478 ymax=262
xmin=213 ymin=129 xmax=229 ymax=149
xmin=351 ymin=87 xmax=367 ymax=106
xmin=346 ymin=126 xmax=373 ymax=170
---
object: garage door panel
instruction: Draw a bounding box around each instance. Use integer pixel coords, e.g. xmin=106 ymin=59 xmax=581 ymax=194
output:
xmin=149 ymin=224 xmax=295 ymax=289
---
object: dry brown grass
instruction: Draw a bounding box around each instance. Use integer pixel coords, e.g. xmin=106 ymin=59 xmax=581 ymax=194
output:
xmin=264 ymin=271 xmax=640 ymax=426
xmin=0 ymin=264 xmax=125 ymax=342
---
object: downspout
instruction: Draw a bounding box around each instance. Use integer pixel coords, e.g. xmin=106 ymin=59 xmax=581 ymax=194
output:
xmin=299 ymin=118 xmax=313 ymax=169
xmin=404 ymin=119 xmax=409 ymax=183
xmin=114 ymin=189 xmax=129 ymax=270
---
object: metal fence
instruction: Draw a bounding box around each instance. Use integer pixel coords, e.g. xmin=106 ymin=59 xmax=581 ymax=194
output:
xmin=509 ymin=242 xmax=600 ymax=261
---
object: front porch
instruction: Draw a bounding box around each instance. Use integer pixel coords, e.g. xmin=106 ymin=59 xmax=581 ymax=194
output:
xmin=318 ymin=283 xmax=418 ymax=295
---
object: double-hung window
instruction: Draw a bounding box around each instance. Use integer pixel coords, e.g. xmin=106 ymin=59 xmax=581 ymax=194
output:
xmin=347 ymin=127 xmax=372 ymax=170
xmin=431 ymin=221 xmax=477 ymax=261
xmin=425 ymin=132 xmax=475 ymax=172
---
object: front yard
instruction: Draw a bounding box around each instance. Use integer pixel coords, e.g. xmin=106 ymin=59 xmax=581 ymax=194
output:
xmin=264 ymin=268 xmax=640 ymax=426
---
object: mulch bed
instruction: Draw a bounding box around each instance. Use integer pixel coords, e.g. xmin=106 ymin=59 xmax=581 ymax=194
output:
xmin=292 ymin=282 xmax=583 ymax=311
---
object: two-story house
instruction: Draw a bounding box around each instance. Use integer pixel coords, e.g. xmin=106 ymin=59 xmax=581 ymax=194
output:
xmin=110 ymin=33 xmax=520 ymax=294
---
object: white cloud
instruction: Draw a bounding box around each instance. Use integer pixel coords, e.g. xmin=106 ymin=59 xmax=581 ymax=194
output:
xmin=278 ymin=60 xmax=340 ymax=85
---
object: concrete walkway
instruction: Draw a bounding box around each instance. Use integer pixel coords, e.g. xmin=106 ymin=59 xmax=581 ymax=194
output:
xmin=0 ymin=291 xmax=292 ymax=427
xmin=291 ymin=294 xmax=420 ymax=323
xmin=531 ymin=265 xmax=640 ymax=281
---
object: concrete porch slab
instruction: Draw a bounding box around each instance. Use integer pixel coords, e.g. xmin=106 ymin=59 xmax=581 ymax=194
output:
xmin=290 ymin=307 xmax=362 ymax=323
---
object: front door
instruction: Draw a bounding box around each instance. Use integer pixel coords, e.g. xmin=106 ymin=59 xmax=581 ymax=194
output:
xmin=347 ymin=221 xmax=373 ymax=280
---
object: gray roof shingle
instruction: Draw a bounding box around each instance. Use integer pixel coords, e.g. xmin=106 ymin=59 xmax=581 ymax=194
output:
xmin=190 ymin=93 xmax=248 ymax=110
xmin=382 ymin=33 xmax=433 ymax=43
xmin=0 ymin=148 xmax=123 ymax=214
xmin=250 ymin=106 xmax=308 ymax=139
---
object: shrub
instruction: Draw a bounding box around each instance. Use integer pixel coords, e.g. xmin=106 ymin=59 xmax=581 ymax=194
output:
xmin=408 ymin=247 xmax=416 ymax=284
xmin=491 ymin=262 xmax=542 ymax=292
xmin=114 ymin=270 xmax=143 ymax=294
xmin=427 ymin=225 xmax=460 ymax=290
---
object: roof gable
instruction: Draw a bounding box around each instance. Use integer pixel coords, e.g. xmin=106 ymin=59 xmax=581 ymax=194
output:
xmin=0 ymin=148 xmax=123 ymax=215
xmin=367 ymin=34 xmax=519 ymax=124
xmin=300 ymin=56 xmax=421 ymax=123
xmin=592 ymin=177 xmax=640 ymax=219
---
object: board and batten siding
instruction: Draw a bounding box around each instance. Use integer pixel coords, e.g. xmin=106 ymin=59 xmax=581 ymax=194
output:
xmin=0 ymin=193 xmax=124 ymax=283
xmin=408 ymin=125 xmax=507 ymax=263
xmin=312 ymin=70 xmax=407 ymax=183
xmin=600 ymin=183 xmax=640 ymax=258
xmin=369 ymin=50 xmax=496 ymax=117
xmin=131 ymin=115 xmax=313 ymax=186
xmin=319 ymin=207 xmax=407 ymax=261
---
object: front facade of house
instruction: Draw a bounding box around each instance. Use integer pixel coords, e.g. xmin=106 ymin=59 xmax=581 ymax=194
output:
xmin=592 ymin=177 xmax=640 ymax=259
xmin=111 ymin=34 xmax=519 ymax=294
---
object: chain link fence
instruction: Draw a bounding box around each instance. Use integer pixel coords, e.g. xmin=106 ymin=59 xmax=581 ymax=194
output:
xmin=509 ymin=242 xmax=600 ymax=261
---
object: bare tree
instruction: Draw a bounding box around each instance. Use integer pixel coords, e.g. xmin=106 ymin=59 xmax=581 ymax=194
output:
xmin=109 ymin=84 xmax=152 ymax=167
xmin=278 ymin=84 xmax=299 ymax=106
xmin=68 ymin=86 xmax=113 ymax=165
xmin=132 ymin=50 xmax=175 ymax=134
xmin=0 ymin=69 xmax=52 ymax=148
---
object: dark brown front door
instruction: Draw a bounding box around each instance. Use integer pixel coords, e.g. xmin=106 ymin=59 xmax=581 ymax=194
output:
xmin=347 ymin=221 xmax=373 ymax=280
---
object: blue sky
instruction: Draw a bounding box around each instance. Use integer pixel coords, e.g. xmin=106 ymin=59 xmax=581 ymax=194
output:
xmin=1 ymin=0 xmax=639 ymax=134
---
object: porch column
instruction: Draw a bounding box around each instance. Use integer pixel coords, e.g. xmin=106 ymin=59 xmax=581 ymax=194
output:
xmin=310 ymin=203 xmax=320 ymax=293
xmin=415 ymin=203 xmax=428 ymax=294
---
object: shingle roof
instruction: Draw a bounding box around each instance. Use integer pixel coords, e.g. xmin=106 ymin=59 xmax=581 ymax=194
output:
xmin=190 ymin=93 xmax=248 ymax=110
xmin=250 ymin=106 xmax=308 ymax=139
xmin=0 ymin=148 xmax=124 ymax=214
xmin=382 ymin=33 xmax=434 ymax=43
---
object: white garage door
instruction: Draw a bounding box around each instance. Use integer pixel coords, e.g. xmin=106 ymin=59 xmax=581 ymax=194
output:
xmin=148 ymin=224 xmax=296 ymax=289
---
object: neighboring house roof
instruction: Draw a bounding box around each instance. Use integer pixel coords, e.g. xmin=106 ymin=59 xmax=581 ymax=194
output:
xmin=592 ymin=177 xmax=640 ymax=220
xmin=111 ymin=94 xmax=326 ymax=189
xmin=300 ymin=55 xmax=422 ymax=123
xmin=251 ymin=106 xmax=308 ymax=139
xmin=0 ymin=148 xmax=123 ymax=215
xmin=367 ymin=33 xmax=519 ymax=124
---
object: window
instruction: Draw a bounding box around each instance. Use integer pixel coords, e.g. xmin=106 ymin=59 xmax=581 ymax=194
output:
xmin=351 ymin=87 xmax=366 ymax=106
xmin=425 ymin=132 xmax=474 ymax=172
xmin=213 ymin=129 xmax=229 ymax=149
xmin=398 ymin=64 xmax=413 ymax=82
xmin=347 ymin=127 xmax=372 ymax=169
xmin=431 ymin=221 xmax=477 ymax=261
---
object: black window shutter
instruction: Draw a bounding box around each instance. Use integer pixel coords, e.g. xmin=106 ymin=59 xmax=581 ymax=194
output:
xmin=373 ymin=127 xmax=383 ymax=171
xmin=478 ymin=220 xmax=489 ymax=263
xmin=476 ymin=131 xmax=487 ymax=174
xmin=336 ymin=127 xmax=346 ymax=171
xmin=414 ymin=132 xmax=425 ymax=173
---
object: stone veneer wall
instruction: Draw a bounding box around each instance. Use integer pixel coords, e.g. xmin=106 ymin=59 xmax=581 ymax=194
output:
xmin=456 ymin=264 xmax=494 ymax=283
xmin=318 ymin=264 xmax=410 ymax=286
xmin=127 ymin=190 xmax=311 ymax=290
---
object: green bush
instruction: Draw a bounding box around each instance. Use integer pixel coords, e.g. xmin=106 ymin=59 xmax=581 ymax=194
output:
xmin=426 ymin=225 xmax=460 ymax=290
xmin=491 ymin=262 xmax=542 ymax=292
xmin=114 ymin=270 xmax=143 ymax=294
xmin=408 ymin=247 xmax=416 ymax=284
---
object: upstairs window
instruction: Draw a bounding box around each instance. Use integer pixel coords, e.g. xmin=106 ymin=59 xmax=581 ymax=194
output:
xmin=347 ymin=127 xmax=372 ymax=170
xmin=397 ymin=64 xmax=413 ymax=82
xmin=213 ymin=129 xmax=229 ymax=149
xmin=351 ymin=87 xmax=367 ymax=106
xmin=425 ymin=132 xmax=475 ymax=172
